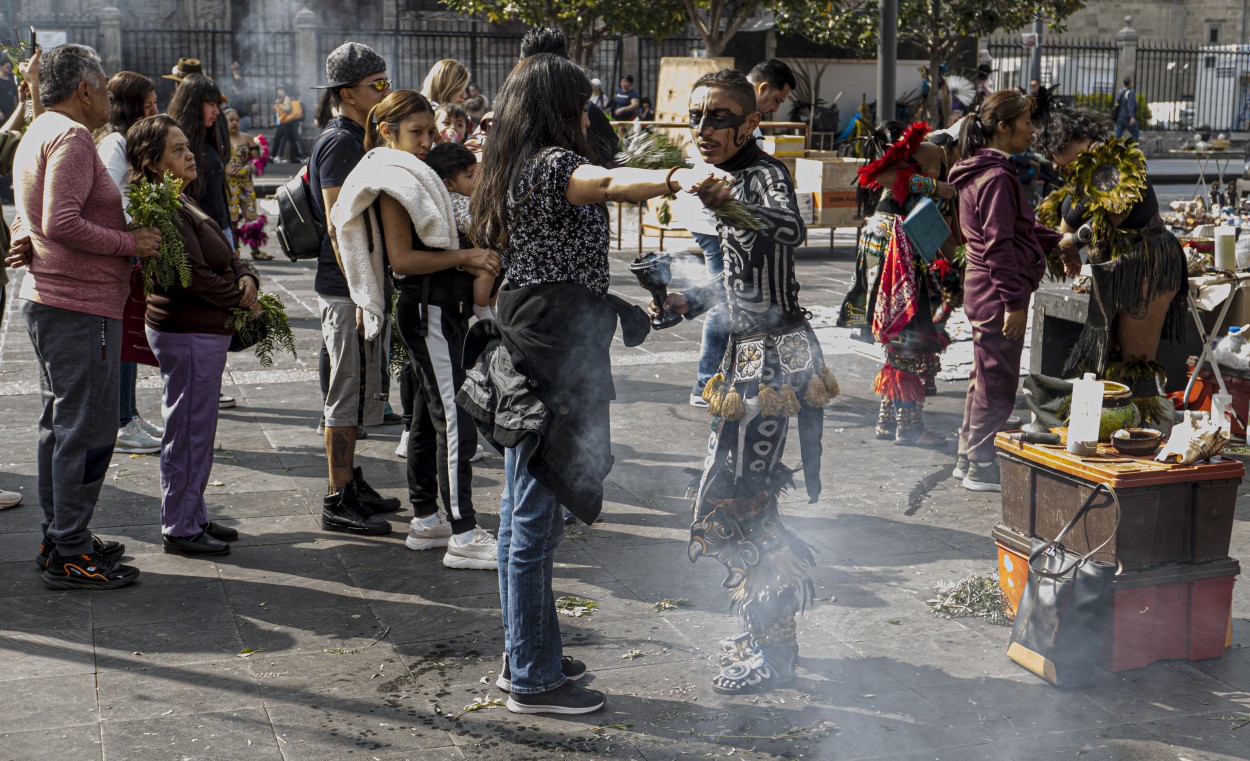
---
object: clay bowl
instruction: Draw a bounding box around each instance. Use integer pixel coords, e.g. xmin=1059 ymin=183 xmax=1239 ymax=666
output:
xmin=1110 ymin=427 xmax=1163 ymax=456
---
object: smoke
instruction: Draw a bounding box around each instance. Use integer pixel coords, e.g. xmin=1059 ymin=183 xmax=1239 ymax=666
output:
xmin=665 ymin=251 xmax=718 ymax=289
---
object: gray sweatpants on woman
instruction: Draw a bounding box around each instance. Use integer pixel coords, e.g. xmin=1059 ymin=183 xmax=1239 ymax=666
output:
xmin=23 ymin=300 xmax=121 ymax=556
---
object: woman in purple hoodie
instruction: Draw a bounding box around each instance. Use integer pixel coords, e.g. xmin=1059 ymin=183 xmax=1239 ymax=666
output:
xmin=947 ymin=90 xmax=1075 ymax=491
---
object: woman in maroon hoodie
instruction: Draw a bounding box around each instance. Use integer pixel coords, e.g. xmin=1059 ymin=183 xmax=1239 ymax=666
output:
xmin=947 ymin=90 xmax=1075 ymax=491
xmin=126 ymin=114 xmax=260 ymax=555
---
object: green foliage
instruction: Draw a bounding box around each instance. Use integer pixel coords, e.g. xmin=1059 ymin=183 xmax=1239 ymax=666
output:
xmin=1074 ymin=92 xmax=1152 ymax=125
xmin=439 ymin=0 xmax=685 ymax=65
xmin=774 ymin=0 xmax=877 ymax=55
xmin=1 ymin=40 xmax=31 ymax=83
xmin=126 ymin=171 xmax=191 ymax=295
xmin=225 ymin=293 xmax=297 ymax=368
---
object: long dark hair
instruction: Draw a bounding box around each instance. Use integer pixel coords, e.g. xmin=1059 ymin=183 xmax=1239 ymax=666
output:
xmin=124 ymin=114 xmax=181 ymax=184
xmin=958 ymin=89 xmax=1034 ymax=157
xmin=471 ymin=53 xmax=593 ymax=250
xmin=167 ymin=73 xmax=222 ymax=195
xmin=106 ymin=71 xmax=155 ymax=136
xmin=1031 ymin=87 xmax=1112 ymax=159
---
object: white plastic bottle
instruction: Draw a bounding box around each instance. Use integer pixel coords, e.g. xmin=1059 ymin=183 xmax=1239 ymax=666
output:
xmin=1067 ymin=373 xmax=1104 ymax=455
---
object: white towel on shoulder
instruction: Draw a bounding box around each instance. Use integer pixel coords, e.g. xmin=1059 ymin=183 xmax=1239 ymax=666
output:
xmin=329 ymin=146 xmax=457 ymax=341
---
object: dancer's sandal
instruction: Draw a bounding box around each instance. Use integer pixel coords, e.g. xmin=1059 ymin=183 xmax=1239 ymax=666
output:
xmin=711 ymin=648 xmax=794 ymax=694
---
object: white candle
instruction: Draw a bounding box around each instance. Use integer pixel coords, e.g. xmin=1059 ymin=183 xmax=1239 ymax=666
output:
xmin=1216 ymin=226 xmax=1237 ymax=269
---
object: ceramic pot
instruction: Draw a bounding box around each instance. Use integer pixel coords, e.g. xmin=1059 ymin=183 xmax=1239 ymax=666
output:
xmin=1099 ymin=381 xmax=1141 ymax=441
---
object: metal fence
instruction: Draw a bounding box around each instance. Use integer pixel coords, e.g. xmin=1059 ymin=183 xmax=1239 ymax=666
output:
xmin=1136 ymin=43 xmax=1250 ymax=132
xmin=121 ymin=30 xmax=300 ymax=130
xmin=987 ymin=37 xmax=1118 ymax=97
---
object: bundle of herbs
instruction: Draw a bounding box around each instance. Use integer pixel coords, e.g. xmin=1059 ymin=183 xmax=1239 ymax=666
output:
xmin=125 ymin=171 xmax=191 ymax=294
xmin=613 ymin=130 xmax=763 ymax=232
xmin=225 ymin=293 xmax=297 ymax=368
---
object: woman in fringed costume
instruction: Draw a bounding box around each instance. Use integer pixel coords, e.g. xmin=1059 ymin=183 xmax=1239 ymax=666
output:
xmin=1032 ymin=88 xmax=1186 ymax=425
xmin=224 ymin=108 xmax=272 ymax=261
xmin=662 ymin=70 xmax=840 ymax=694
xmin=838 ymin=121 xmax=958 ymax=447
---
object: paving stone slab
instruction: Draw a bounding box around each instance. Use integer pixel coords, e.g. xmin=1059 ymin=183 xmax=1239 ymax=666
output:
xmin=0 ymin=724 xmax=104 ymax=759
xmin=93 ymin=616 xmax=244 ymax=667
xmin=0 ymin=627 xmax=97 ymax=681
xmin=100 ymin=708 xmax=285 ymax=760
xmin=0 ymin=672 xmax=99 ymax=731
xmin=96 ymin=658 xmax=261 ymax=722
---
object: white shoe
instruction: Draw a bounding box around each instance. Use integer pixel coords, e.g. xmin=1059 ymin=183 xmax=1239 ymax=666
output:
xmin=0 ymin=488 xmax=22 ymax=509
xmin=115 ymin=419 xmax=162 ymax=454
xmin=395 ymin=430 xmax=409 ymax=458
xmin=219 ymin=394 xmax=237 ymax=409
xmin=443 ymin=527 xmax=498 ymax=570
xmin=470 ymin=443 xmax=485 ymax=462
xmin=689 ymin=393 xmax=709 ymax=408
xmin=134 ymin=414 xmax=164 ymax=439
xmin=405 ymin=514 xmax=452 ymax=551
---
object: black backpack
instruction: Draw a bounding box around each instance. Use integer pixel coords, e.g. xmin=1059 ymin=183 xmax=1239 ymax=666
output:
xmin=274 ymin=165 xmax=324 ymax=261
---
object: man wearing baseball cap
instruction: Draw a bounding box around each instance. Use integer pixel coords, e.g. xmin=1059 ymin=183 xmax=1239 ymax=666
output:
xmin=309 ymin=42 xmax=397 ymax=535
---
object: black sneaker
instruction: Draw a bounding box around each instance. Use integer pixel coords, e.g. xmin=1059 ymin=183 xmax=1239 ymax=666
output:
xmin=35 ymin=535 xmax=124 ymax=571
xmin=353 ymin=466 xmax=400 ymax=514
xmin=962 ymin=459 xmax=1001 ymax=492
xmin=506 ymin=680 xmax=605 ymax=715
xmin=321 ymin=482 xmax=392 ymax=535
xmin=42 ymin=550 xmax=139 ymax=590
xmin=496 ymin=653 xmax=587 ymax=692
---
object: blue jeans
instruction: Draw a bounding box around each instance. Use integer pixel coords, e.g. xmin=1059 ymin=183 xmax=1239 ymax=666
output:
xmin=1115 ymin=121 xmax=1140 ymax=142
xmin=692 ymin=232 xmax=730 ymax=390
xmin=497 ymin=433 xmax=566 ymax=694
xmin=119 ymin=361 xmax=138 ymax=427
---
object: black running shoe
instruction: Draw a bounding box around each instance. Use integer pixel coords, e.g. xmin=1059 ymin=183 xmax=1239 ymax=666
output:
xmin=496 ymin=653 xmax=587 ymax=692
xmin=42 ymin=550 xmax=139 ymax=590
xmin=35 ymin=535 xmax=124 ymax=571
xmin=353 ymin=466 xmax=400 ymax=514
xmin=506 ymin=681 xmax=605 ymax=715
xmin=321 ymin=482 xmax=392 ymax=535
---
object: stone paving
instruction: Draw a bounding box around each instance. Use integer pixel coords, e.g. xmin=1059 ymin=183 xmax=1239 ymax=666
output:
xmin=1 ymin=228 xmax=1249 ymax=761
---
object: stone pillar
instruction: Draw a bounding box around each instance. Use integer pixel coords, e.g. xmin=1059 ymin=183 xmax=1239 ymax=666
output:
xmin=1116 ymin=15 xmax=1139 ymax=89
xmin=98 ymin=5 xmax=122 ymax=74
xmin=296 ymin=7 xmax=320 ymax=144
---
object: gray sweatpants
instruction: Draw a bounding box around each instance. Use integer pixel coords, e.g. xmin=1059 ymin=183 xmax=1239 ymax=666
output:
xmin=23 ymin=300 xmax=121 ymax=556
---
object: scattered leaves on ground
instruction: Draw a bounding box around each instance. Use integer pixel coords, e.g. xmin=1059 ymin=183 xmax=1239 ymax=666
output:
xmin=556 ymin=596 xmax=597 ymax=617
xmin=453 ymin=696 xmax=506 ymax=719
xmin=621 ymin=649 xmax=645 ymax=660
xmin=927 ymin=574 xmax=1012 ymax=626
xmin=652 ymin=598 xmax=693 ymax=612
xmin=592 ymin=721 xmax=635 ymax=732
xmin=237 ymin=647 xmax=264 ymax=657
xmin=324 ymin=647 xmax=359 ymax=654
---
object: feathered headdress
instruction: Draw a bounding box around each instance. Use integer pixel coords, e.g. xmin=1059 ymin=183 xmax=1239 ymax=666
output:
xmin=856 ymin=121 xmax=930 ymax=202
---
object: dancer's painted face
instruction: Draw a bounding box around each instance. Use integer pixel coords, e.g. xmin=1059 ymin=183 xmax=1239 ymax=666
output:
xmin=688 ymin=86 xmax=760 ymax=165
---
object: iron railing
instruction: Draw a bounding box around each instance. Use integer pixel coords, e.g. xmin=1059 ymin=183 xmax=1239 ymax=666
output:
xmin=1136 ymin=42 xmax=1250 ymax=132
xmin=986 ymin=37 xmax=1118 ymax=97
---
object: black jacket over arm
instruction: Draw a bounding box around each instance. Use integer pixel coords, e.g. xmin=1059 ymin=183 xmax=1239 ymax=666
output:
xmin=458 ymin=281 xmax=649 ymax=524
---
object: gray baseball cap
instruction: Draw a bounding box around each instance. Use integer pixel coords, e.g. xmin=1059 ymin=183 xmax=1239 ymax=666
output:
xmin=314 ymin=42 xmax=387 ymax=90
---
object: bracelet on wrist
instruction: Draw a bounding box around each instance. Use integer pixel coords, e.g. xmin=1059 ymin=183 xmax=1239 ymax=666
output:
xmin=665 ymin=166 xmax=681 ymax=193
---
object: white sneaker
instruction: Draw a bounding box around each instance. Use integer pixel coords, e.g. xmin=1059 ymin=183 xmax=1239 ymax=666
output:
xmin=470 ymin=443 xmax=485 ymax=462
xmin=405 ymin=514 xmax=452 ymax=551
xmin=443 ymin=527 xmax=498 ymax=570
xmin=134 ymin=414 xmax=164 ymax=439
xmin=0 ymin=488 xmax=21 ymax=509
xmin=395 ymin=430 xmax=409 ymax=458
xmin=116 ymin=419 xmax=162 ymax=454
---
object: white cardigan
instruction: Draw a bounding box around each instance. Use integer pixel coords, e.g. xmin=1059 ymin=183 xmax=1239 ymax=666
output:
xmin=329 ymin=146 xmax=457 ymax=341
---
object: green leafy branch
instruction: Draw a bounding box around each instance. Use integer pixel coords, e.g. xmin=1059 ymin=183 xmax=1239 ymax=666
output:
xmin=614 ymin=129 xmax=763 ymax=232
xmin=125 ymin=171 xmax=190 ymax=294
xmin=225 ymin=292 xmax=297 ymax=368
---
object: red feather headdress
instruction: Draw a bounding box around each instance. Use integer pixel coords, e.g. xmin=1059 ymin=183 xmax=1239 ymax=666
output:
xmin=856 ymin=121 xmax=930 ymax=202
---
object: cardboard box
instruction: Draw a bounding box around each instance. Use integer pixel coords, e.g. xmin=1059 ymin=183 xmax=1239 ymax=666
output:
xmin=796 ymin=192 xmax=815 ymax=224
xmin=761 ymin=135 xmax=805 ymax=157
xmin=794 ymin=157 xmax=860 ymax=193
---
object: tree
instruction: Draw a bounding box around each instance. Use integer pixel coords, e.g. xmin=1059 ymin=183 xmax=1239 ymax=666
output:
xmin=681 ymin=0 xmax=771 ymax=58
xmin=776 ymin=0 xmax=1086 ymax=122
xmin=440 ymin=0 xmax=687 ymax=67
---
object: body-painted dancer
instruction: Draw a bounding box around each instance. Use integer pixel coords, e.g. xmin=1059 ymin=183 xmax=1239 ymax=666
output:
xmin=839 ymin=121 xmax=958 ymax=447
xmin=947 ymin=90 xmax=1071 ymax=492
xmin=1032 ymin=89 xmax=1185 ymax=425
xmin=662 ymin=70 xmax=838 ymax=694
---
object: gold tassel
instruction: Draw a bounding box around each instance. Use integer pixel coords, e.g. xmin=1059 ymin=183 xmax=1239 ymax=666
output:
xmin=820 ymin=363 xmax=840 ymax=399
xmin=804 ymin=376 xmax=829 ymax=408
xmin=779 ymin=384 xmax=801 ymax=416
xmin=757 ymin=385 xmax=783 ymax=416
xmin=702 ymin=373 xmax=724 ymax=404
xmin=721 ymin=386 xmax=745 ymax=420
